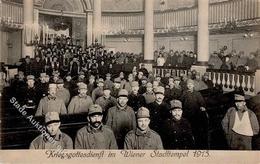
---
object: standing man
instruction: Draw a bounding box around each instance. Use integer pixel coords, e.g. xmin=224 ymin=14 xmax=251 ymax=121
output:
xmin=124 ymin=107 xmax=163 ymax=149
xmin=30 ymin=112 xmax=73 ymax=149
xmin=106 ymin=89 xmax=136 ymax=149
xmin=147 ymin=86 xmax=170 ymax=134
xmin=75 ymin=104 xmax=118 ymax=149
xmin=180 ymin=79 xmax=208 ymax=149
xmin=161 ymin=100 xmax=194 ymax=149
xmin=35 ymin=83 xmax=67 ymax=116
xmin=222 ymin=94 xmax=259 ymax=150
xmin=127 ymin=81 xmax=145 ymax=112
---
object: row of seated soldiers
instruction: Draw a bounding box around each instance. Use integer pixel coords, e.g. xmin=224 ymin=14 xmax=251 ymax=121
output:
xmin=10 ymin=68 xmax=214 ymax=149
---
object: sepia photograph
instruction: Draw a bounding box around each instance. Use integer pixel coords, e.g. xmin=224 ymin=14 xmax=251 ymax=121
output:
xmin=0 ymin=0 xmax=259 ymax=163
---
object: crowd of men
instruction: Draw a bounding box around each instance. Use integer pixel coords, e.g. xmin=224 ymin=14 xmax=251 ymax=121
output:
xmin=1 ymin=37 xmax=260 ymax=150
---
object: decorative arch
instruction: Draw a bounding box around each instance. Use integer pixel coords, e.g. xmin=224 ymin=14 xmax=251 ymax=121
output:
xmin=41 ymin=0 xmax=85 ymax=12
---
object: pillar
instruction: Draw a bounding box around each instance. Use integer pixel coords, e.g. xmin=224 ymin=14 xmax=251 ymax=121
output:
xmin=143 ymin=0 xmax=154 ymax=72
xmin=192 ymin=0 xmax=209 ymax=75
xmin=197 ymin=0 xmax=209 ymax=65
xmin=22 ymin=0 xmax=34 ymax=58
xmin=92 ymin=0 xmax=102 ymax=43
xmin=86 ymin=12 xmax=93 ymax=47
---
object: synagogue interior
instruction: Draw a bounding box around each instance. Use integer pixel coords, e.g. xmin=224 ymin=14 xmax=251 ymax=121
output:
xmin=0 ymin=0 xmax=260 ymax=150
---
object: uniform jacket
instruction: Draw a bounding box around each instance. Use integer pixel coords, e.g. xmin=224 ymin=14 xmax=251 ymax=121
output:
xmin=75 ymin=124 xmax=118 ymax=149
xmin=68 ymin=95 xmax=93 ymax=114
xmin=161 ymin=117 xmax=194 ymax=149
xmin=105 ymin=105 xmax=136 ymax=140
xmin=35 ymin=96 xmax=67 ymax=116
xmin=124 ymin=127 xmax=163 ymax=150
xmin=56 ymin=88 xmax=71 ymax=106
xmin=30 ymin=130 xmax=73 ymax=149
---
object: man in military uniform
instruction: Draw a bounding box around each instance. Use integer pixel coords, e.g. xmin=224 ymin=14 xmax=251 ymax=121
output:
xmin=106 ymin=89 xmax=136 ymax=149
xmin=92 ymin=78 xmax=104 ymax=102
xmin=104 ymin=73 xmax=114 ymax=90
xmin=180 ymin=79 xmax=208 ymax=149
xmin=161 ymin=100 xmax=194 ymax=149
xmin=124 ymin=107 xmax=163 ymax=149
xmin=75 ymin=104 xmax=118 ymax=149
xmin=56 ymin=79 xmax=70 ymax=106
xmin=142 ymin=82 xmax=155 ymax=105
xmin=30 ymin=112 xmax=73 ymax=149
xmin=68 ymin=83 xmax=93 ymax=114
xmin=17 ymin=75 xmax=41 ymax=115
xmin=147 ymin=86 xmax=170 ymax=134
xmin=95 ymin=85 xmax=117 ymax=121
xmin=222 ymin=94 xmax=259 ymax=150
xmin=110 ymin=77 xmax=121 ymax=98
xmin=127 ymin=81 xmax=145 ymax=112
xmin=35 ymin=83 xmax=67 ymax=116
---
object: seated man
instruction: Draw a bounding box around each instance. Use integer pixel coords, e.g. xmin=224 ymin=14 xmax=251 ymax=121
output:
xmin=68 ymin=83 xmax=93 ymax=114
xmin=75 ymin=104 xmax=118 ymax=149
xmin=161 ymin=100 xmax=194 ymax=149
xmin=35 ymin=83 xmax=67 ymax=116
xmin=30 ymin=112 xmax=73 ymax=149
xmin=124 ymin=107 xmax=163 ymax=149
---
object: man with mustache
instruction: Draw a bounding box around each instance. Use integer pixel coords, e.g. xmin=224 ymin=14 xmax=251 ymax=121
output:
xmin=124 ymin=107 xmax=163 ymax=149
xmin=75 ymin=104 xmax=118 ymax=149
xmin=147 ymin=86 xmax=170 ymax=134
xmin=161 ymin=100 xmax=194 ymax=149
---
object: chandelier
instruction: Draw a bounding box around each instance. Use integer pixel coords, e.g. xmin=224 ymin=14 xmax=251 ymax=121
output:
xmin=53 ymin=10 xmax=69 ymax=31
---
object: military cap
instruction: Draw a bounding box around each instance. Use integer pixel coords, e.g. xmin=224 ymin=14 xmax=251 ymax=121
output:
xmin=78 ymin=83 xmax=88 ymax=90
xmin=56 ymin=79 xmax=64 ymax=84
xmin=114 ymin=77 xmax=121 ymax=83
xmin=88 ymin=104 xmax=103 ymax=116
xmin=103 ymin=85 xmax=110 ymax=90
xmin=174 ymin=76 xmax=181 ymax=81
xmin=137 ymin=107 xmax=150 ymax=119
xmin=26 ymin=75 xmax=35 ymax=81
xmin=146 ymin=82 xmax=153 ymax=88
xmin=118 ymin=89 xmax=128 ymax=97
xmin=52 ymin=71 xmax=60 ymax=76
xmin=89 ymin=75 xmax=95 ymax=79
xmin=141 ymin=76 xmax=148 ymax=81
xmin=49 ymin=83 xmax=57 ymax=89
xmin=187 ymin=79 xmax=194 ymax=85
xmin=170 ymin=100 xmax=182 ymax=110
xmin=154 ymin=86 xmax=165 ymax=95
xmin=106 ymin=73 xmax=111 ymax=77
xmin=131 ymin=81 xmax=139 ymax=87
xmin=45 ymin=112 xmax=60 ymax=125
xmin=97 ymin=78 xmax=104 ymax=83
xmin=234 ymin=94 xmax=245 ymax=102
xmin=79 ymin=71 xmax=85 ymax=76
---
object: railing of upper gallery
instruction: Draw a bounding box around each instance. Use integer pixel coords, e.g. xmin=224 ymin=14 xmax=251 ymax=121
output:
xmin=0 ymin=1 xmax=23 ymax=29
xmin=206 ymin=69 xmax=259 ymax=96
xmin=153 ymin=65 xmax=260 ymax=96
xmin=102 ymin=0 xmax=260 ymax=35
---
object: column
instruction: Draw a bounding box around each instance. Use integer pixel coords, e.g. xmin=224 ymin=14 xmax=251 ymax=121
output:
xmin=197 ymin=0 xmax=209 ymax=65
xmin=86 ymin=12 xmax=93 ymax=47
xmin=192 ymin=0 xmax=209 ymax=75
xmin=143 ymin=0 xmax=154 ymax=71
xmin=92 ymin=0 xmax=102 ymax=43
xmin=22 ymin=0 xmax=34 ymax=58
